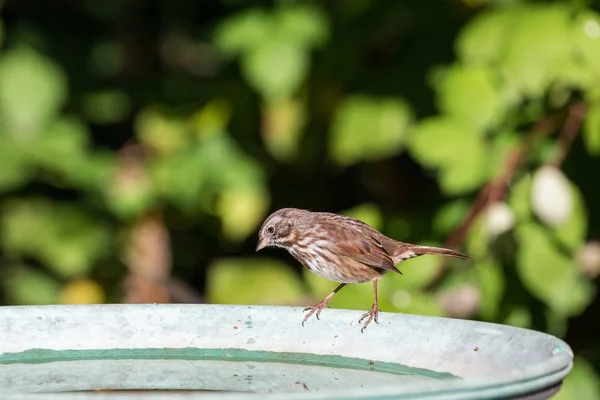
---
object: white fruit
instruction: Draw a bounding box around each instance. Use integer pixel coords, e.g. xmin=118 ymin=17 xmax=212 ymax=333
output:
xmin=531 ymin=166 xmax=573 ymax=226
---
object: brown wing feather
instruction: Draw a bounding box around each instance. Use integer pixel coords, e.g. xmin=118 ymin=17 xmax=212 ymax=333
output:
xmin=332 ymin=233 xmax=402 ymax=275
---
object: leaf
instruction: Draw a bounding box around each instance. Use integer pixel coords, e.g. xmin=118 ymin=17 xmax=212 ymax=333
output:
xmin=214 ymin=10 xmax=271 ymax=56
xmin=389 ymin=290 xmax=445 ymax=317
xmin=499 ymin=6 xmax=572 ymax=98
xmin=516 ymin=222 xmax=595 ymax=316
xmin=508 ymin=173 xmax=532 ymax=222
xmin=329 ymin=96 xmax=413 ymax=166
xmin=1 ymin=199 xmax=111 ymax=278
xmin=0 ymin=141 xmax=32 ymax=192
xmin=82 ymin=90 xmax=132 ymax=124
xmin=435 ymin=65 xmax=507 ymax=130
xmin=242 ymin=40 xmax=308 ymax=100
xmin=476 ymin=258 xmax=505 ymax=320
xmin=433 ymin=199 xmax=470 ymax=236
xmin=409 ymin=117 xmax=480 ymax=167
xmin=572 ymin=11 xmax=600 ymax=75
xmin=583 ymin=101 xmax=600 ymax=156
xmin=0 ymin=47 xmax=67 ymax=135
xmin=59 ymin=279 xmax=105 ymax=304
xmin=206 ymin=258 xmax=305 ymax=305
xmin=410 ymin=117 xmax=491 ymax=194
xmin=439 ymin=145 xmax=490 ymax=194
xmin=456 ymin=9 xmax=515 ymax=66
xmin=4 ymin=266 xmax=61 ymax=305
xmin=191 ymin=99 xmax=233 ymax=139
xmin=341 ymin=203 xmax=383 ymax=231
xmin=135 ymin=106 xmax=189 ymax=155
xmin=379 ymin=245 xmax=446 ymax=290
xmin=552 ymin=183 xmax=588 ymax=252
xmin=275 ymin=5 xmax=329 ymax=48
xmin=216 ymin=186 xmax=270 ymax=242
xmin=554 ymin=358 xmax=600 ymax=400
xmin=261 ymin=98 xmax=306 ymax=160
xmin=503 ymin=306 xmax=531 ymax=328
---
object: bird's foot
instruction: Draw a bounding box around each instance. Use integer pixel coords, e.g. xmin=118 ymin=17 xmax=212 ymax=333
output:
xmin=358 ymin=304 xmax=379 ymax=333
xmin=302 ymin=300 xmax=329 ymax=326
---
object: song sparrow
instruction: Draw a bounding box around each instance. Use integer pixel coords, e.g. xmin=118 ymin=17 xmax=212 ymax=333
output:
xmin=256 ymin=208 xmax=470 ymax=332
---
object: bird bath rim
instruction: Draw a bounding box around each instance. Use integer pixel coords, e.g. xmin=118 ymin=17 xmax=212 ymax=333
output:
xmin=0 ymin=304 xmax=573 ymax=399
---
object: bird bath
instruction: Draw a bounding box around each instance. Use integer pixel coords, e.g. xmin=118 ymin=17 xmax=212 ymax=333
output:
xmin=0 ymin=304 xmax=572 ymax=399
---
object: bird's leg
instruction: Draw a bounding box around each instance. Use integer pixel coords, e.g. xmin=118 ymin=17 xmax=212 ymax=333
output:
xmin=359 ymin=280 xmax=380 ymax=333
xmin=303 ymin=283 xmax=346 ymax=326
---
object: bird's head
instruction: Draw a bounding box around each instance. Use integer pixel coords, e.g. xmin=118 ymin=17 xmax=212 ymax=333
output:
xmin=256 ymin=208 xmax=305 ymax=252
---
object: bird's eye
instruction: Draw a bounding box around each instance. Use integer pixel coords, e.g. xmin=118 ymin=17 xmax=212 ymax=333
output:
xmin=266 ymin=225 xmax=275 ymax=234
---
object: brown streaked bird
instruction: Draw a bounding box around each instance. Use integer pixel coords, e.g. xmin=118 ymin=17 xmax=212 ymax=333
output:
xmin=256 ymin=208 xmax=470 ymax=332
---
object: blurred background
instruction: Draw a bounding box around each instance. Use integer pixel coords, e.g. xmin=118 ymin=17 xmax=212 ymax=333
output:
xmin=1 ymin=0 xmax=599 ymax=397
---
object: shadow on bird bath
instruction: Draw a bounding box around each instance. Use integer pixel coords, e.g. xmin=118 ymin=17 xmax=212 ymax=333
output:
xmin=0 ymin=304 xmax=572 ymax=399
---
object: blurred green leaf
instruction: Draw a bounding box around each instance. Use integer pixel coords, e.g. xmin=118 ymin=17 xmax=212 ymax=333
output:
xmin=206 ymin=258 xmax=305 ymax=305
xmin=1 ymin=199 xmax=111 ymax=278
xmin=456 ymin=9 xmax=514 ymax=66
xmin=500 ymin=6 xmax=571 ymax=98
xmin=439 ymin=146 xmax=489 ymax=195
xmin=584 ymin=101 xmax=600 ymax=156
xmin=191 ymin=99 xmax=233 ymax=139
xmin=410 ymin=117 xmax=491 ymax=194
xmin=552 ymin=184 xmax=587 ymax=252
xmin=242 ymin=40 xmax=308 ymax=100
xmin=341 ymin=203 xmax=383 ymax=231
xmin=554 ymin=357 xmax=600 ymax=400
xmin=275 ymin=5 xmax=329 ymax=48
xmin=380 ymin=253 xmax=444 ymax=291
xmin=508 ymin=173 xmax=532 ymax=222
xmin=0 ymin=141 xmax=31 ymax=192
xmin=476 ymin=258 xmax=505 ymax=320
xmin=135 ymin=107 xmax=189 ymax=155
xmin=59 ymin=279 xmax=105 ymax=304
xmin=503 ymin=306 xmax=531 ymax=329
xmin=329 ymin=96 xmax=413 ymax=166
xmin=4 ymin=266 xmax=61 ymax=305
xmin=409 ymin=117 xmax=480 ymax=166
xmin=82 ymin=90 xmax=132 ymax=124
xmin=214 ymin=9 xmax=271 ymax=56
xmin=572 ymin=11 xmax=600 ymax=76
xmin=435 ymin=65 xmax=507 ymax=130
xmin=390 ymin=289 xmax=445 ymax=317
xmin=433 ymin=200 xmax=470 ymax=236
xmin=216 ymin=186 xmax=269 ymax=242
xmin=261 ymin=98 xmax=306 ymax=160
xmin=0 ymin=47 xmax=67 ymax=135
xmin=516 ymin=222 xmax=595 ymax=316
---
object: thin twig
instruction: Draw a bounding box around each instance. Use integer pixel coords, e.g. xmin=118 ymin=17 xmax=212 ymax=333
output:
xmin=550 ymin=101 xmax=587 ymax=168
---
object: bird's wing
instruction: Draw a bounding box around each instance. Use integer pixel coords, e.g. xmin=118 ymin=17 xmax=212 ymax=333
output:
xmin=333 ymin=233 xmax=402 ymax=275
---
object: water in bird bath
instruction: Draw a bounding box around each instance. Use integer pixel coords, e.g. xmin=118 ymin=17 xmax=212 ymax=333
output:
xmin=1 ymin=347 xmax=456 ymax=394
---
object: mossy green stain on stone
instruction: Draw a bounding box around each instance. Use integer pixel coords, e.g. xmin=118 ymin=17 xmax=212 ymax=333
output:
xmin=0 ymin=347 xmax=457 ymax=380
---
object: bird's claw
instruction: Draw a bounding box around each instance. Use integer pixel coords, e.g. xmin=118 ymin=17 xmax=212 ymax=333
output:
xmin=302 ymin=301 xmax=329 ymax=326
xmin=359 ymin=305 xmax=379 ymax=333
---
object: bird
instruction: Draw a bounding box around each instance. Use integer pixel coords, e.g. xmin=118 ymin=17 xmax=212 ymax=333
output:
xmin=256 ymin=207 xmax=470 ymax=332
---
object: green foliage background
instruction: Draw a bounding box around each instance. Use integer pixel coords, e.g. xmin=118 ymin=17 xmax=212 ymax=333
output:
xmin=1 ymin=0 xmax=600 ymax=397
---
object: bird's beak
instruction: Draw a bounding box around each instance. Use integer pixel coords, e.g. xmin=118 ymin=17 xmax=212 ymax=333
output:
xmin=256 ymin=237 xmax=268 ymax=252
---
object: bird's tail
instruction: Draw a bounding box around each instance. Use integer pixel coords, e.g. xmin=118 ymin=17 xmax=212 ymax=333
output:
xmin=392 ymin=244 xmax=470 ymax=264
